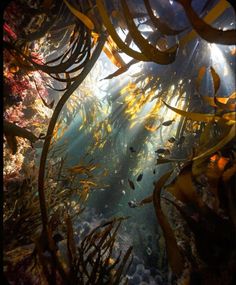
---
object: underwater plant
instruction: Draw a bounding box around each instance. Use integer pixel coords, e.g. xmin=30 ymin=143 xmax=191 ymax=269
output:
xmin=3 ymin=0 xmax=236 ymax=284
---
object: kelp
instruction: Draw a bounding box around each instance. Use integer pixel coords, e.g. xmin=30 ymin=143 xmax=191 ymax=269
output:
xmin=143 ymin=0 xmax=185 ymax=36
xmin=151 ymin=149 xmax=235 ymax=282
xmin=102 ymin=59 xmax=138 ymax=80
xmin=165 ymin=163 xmax=205 ymax=208
xmin=193 ymin=122 xmax=236 ymax=161
xmin=153 ymin=171 xmax=185 ymax=276
xmin=96 ymin=0 xmax=149 ymax=62
xmin=74 ymin=217 xmax=132 ymax=285
xmin=3 ymin=1 xmax=236 ymax=284
xmin=4 ymin=178 xmax=42 ymax=250
xmin=121 ymin=0 xmax=178 ymax=65
xmin=63 ymin=0 xmax=95 ymax=30
xmin=37 ymin=35 xmax=106 ymax=228
xmin=3 ymin=6 xmax=95 ymax=85
xmin=163 ymin=100 xmax=219 ymax=122
xmin=176 ymin=0 xmax=236 ymax=45
xmin=197 ymin=67 xmax=236 ymax=113
xmin=210 ymin=66 xmax=220 ymax=95
xmin=102 ymin=36 xmax=126 ymax=68
xmin=5 ymin=214 xmax=132 ymax=284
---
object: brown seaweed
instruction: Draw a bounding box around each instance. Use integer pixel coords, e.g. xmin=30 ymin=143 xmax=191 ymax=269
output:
xmin=153 ymin=171 xmax=185 ymax=276
xmin=121 ymin=0 xmax=178 ymax=65
xmin=144 ymin=0 xmax=186 ymax=35
xmin=176 ymin=0 xmax=236 ymax=45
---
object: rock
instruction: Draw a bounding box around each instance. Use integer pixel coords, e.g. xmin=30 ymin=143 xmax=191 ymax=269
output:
xmin=133 ymin=255 xmax=140 ymax=266
xmin=154 ymin=274 xmax=163 ymax=284
xmin=131 ymin=274 xmax=141 ymax=284
xmin=142 ymin=272 xmax=150 ymax=283
xmin=135 ymin=263 xmax=145 ymax=275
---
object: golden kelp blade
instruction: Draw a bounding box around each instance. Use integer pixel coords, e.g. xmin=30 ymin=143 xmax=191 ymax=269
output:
xmin=91 ymin=31 xmax=99 ymax=46
xmin=229 ymin=91 xmax=236 ymax=99
xmin=102 ymin=36 xmax=126 ymax=68
xmin=163 ymin=101 xmax=219 ymax=122
xmin=63 ymin=0 xmax=95 ymax=30
xmin=68 ymin=163 xmax=97 ymax=174
xmin=176 ymin=0 xmax=236 ymax=45
xmin=193 ymin=123 xmax=236 ymax=161
xmin=96 ymin=0 xmax=149 ymax=61
xmin=203 ymin=93 xmax=236 ymax=112
xmin=210 ymin=66 xmax=220 ymax=95
xmin=203 ymin=96 xmax=229 ymax=107
xmin=214 ymin=99 xmax=236 ymax=111
xmin=80 ymin=180 xmax=97 ymax=187
xmin=121 ymin=0 xmax=178 ymax=65
xmin=102 ymin=45 xmax=122 ymax=68
xmin=222 ymin=112 xmax=236 ymax=122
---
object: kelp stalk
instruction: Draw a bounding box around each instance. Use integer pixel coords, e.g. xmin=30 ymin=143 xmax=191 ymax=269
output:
xmin=37 ymin=34 xmax=106 ymax=231
xmin=153 ymin=171 xmax=185 ymax=276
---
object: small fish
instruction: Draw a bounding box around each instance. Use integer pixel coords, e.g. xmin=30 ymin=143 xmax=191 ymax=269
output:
xmin=129 ymin=146 xmax=136 ymax=153
xmin=155 ymin=148 xmax=166 ymax=154
xmin=128 ymin=179 xmax=135 ymax=190
xmin=162 ymin=119 xmax=175 ymax=126
xmin=122 ymin=190 xmax=126 ymax=195
xmin=128 ymin=200 xmax=138 ymax=208
xmin=120 ymin=179 xmax=124 ymax=185
xmin=168 ymin=137 xmax=176 ymax=143
xmin=153 ymin=169 xmax=156 ymax=174
xmin=137 ymin=173 xmax=143 ymax=182
xmin=155 ymin=148 xmax=170 ymax=155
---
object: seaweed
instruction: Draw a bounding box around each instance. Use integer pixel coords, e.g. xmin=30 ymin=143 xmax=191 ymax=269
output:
xmin=3 ymin=1 xmax=236 ymax=284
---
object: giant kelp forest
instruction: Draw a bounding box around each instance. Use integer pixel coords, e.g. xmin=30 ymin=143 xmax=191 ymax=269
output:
xmin=3 ymin=0 xmax=236 ymax=284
